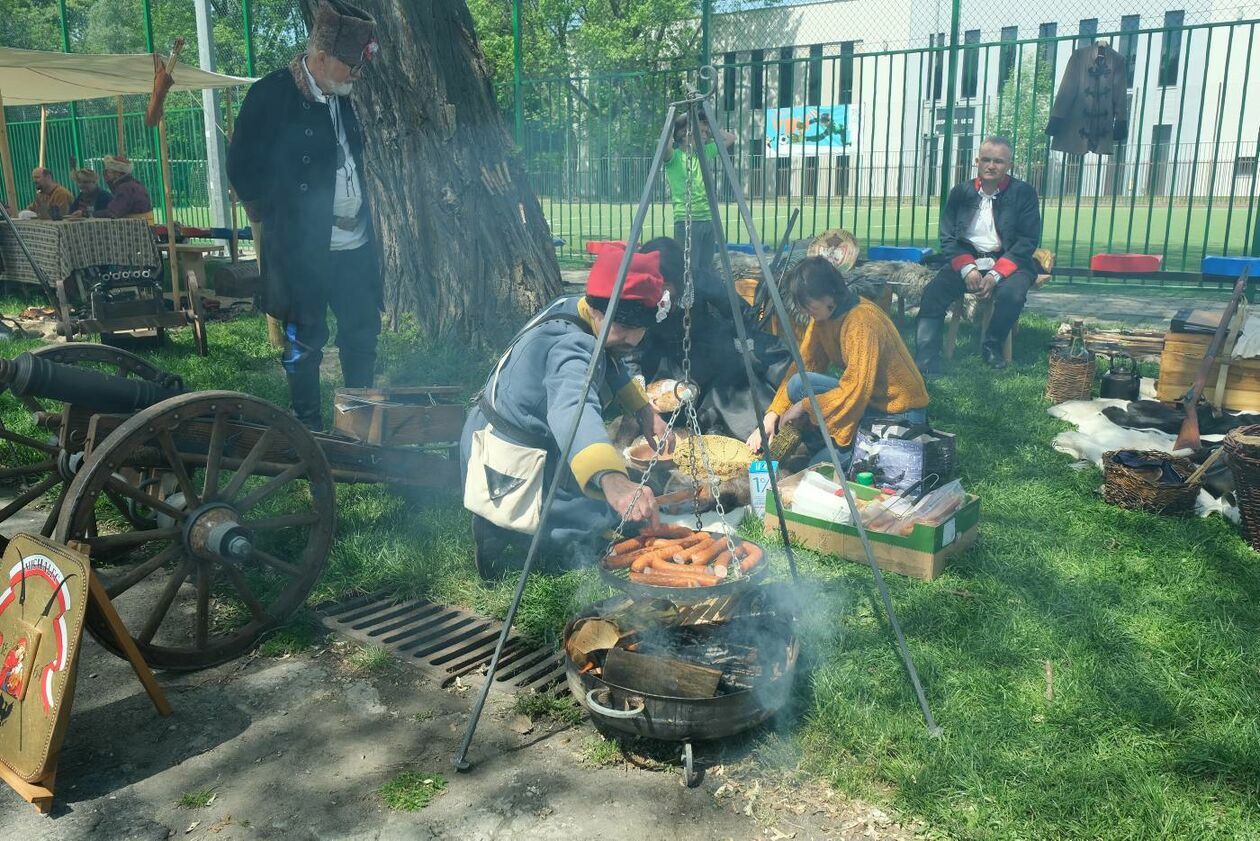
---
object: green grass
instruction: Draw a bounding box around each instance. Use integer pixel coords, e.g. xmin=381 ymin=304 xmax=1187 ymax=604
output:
xmin=176 ymin=787 xmax=216 ymax=809
xmin=378 ymin=771 xmax=447 ymax=811
xmin=257 ymin=612 xmax=325 ymax=658
xmin=345 ymin=644 xmax=397 ymax=677
xmin=542 ymin=198 xmax=1255 ymax=274
xmin=4 ymin=293 xmax=1258 ymax=838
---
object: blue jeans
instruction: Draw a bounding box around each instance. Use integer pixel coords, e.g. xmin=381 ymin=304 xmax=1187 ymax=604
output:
xmin=784 ymin=373 xmax=929 ymax=468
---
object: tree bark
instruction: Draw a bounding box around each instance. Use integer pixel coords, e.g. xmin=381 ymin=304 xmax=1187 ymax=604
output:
xmin=298 ymin=0 xmax=561 ymax=344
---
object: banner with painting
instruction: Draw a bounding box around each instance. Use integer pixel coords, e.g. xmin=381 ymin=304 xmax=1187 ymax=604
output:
xmin=764 ymin=105 xmax=856 ymax=157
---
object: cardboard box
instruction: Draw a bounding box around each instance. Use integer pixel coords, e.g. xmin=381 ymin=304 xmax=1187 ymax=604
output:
xmin=333 ymin=387 xmax=465 ymax=445
xmin=764 ymin=478 xmax=980 ymax=581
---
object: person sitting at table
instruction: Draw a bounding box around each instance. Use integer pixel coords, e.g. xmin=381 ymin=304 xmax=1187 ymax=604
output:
xmin=66 ymin=168 xmax=113 ymax=219
xmin=746 ymin=256 xmax=929 ymax=469
xmin=27 ymin=167 xmax=73 ymax=220
xmin=97 ymin=155 xmax=155 ymax=221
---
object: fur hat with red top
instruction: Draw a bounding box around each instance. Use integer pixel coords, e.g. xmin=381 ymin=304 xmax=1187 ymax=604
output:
xmin=584 ymin=247 xmax=668 ymax=328
xmin=312 ymin=0 xmax=378 ymax=68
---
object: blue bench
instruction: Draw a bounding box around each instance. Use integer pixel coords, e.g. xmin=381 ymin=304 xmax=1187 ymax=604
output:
xmin=1202 ymin=256 xmax=1260 ymax=278
xmin=867 ymin=245 xmax=933 ymax=263
xmin=726 ymin=243 xmax=770 ymax=255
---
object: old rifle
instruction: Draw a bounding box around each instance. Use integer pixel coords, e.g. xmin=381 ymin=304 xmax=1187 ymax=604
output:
xmin=1174 ymin=267 xmax=1250 ymax=450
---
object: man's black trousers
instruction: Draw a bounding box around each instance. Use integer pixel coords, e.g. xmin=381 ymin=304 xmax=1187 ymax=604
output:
xmin=281 ymin=244 xmax=381 ymax=426
xmin=917 ymin=264 xmax=1036 ymax=347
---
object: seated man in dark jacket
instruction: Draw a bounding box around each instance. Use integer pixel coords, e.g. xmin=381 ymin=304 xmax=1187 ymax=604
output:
xmin=915 ymin=136 xmax=1042 ymax=372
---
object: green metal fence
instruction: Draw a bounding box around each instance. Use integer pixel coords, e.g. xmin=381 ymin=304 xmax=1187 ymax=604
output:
xmin=510 ymin=17 xmax=1260 ymax=277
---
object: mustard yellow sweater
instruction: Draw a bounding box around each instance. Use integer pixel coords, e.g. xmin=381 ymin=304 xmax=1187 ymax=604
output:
xmin=769 ymin=298 xmax=929 ymax=447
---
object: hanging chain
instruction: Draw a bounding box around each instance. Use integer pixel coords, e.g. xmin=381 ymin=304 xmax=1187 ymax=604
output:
xmin=606 ymin=403 xmax=685 ymax=548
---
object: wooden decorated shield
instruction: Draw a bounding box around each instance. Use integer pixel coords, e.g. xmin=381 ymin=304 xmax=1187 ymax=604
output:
xmin=0 ymin=535 xmax=89 ymax=782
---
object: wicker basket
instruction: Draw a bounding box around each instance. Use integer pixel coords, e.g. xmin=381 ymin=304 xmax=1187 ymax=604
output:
xmin=1045 ymin=349 xmax=1096 ymax=403
xmin=674 ymin=434 xmax=754 ymax=481
xmin=1101 ymin=449 xmax=1200 ymax=516
xmin=1224 ymin=425 xmax=1260 ymax=550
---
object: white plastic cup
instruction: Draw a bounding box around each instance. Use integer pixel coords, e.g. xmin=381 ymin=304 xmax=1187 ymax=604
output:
xmin=749 ymin=460 xmax=779 ymax=518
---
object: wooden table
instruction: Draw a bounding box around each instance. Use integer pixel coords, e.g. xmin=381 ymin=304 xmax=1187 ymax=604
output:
xmin=0 ymin=218 xmax=159 ymax=286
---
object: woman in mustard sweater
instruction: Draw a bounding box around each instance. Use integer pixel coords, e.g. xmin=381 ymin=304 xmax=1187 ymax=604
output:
xmin=747 ymin=257 xmax=929 ymax=467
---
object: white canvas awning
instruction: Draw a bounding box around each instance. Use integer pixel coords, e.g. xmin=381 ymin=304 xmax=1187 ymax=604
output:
xmin=0 ymin=46 xmax=253 ymax=106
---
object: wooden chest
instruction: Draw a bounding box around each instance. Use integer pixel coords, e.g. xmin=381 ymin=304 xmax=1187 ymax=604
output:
xmin=1155 ymin=331 xmax=1260 ymax=412
xmin=332 ymin=386 xmax=466 ymax=445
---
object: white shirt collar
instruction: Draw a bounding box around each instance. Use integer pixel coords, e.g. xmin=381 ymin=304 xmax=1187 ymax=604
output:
xmin=301 ymin=56 xmax=329 ymax=105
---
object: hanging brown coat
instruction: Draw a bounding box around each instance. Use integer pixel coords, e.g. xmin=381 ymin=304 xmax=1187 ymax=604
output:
xmin=1045 ymin=43 xmax=1130 ymax=156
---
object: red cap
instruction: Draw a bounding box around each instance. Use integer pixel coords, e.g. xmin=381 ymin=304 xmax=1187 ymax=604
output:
xmin=584 ymin=248 xmax=665 ymax=315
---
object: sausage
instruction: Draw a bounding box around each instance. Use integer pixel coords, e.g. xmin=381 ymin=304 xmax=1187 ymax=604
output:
xmin=603 ymin=548 xmax=648 ymax=570
xmin=711 ymin=549 xmax=734 ymax=576
xmin=629 ymin=570 xmax=704 ymax=588
xmin=611 ymin=537 xmax=644 ymax=555
xmin=630 ymin=546 xmax=677 ymax=573
xmin=672 ymin=535 xmax=717 ymax=563
xmin=689 ymin=539 xmax=729 ymax=567
xmin=630 ymin=569 xmax=718 ymax=588
xmin=640 ymin=524 xmax=692 ymax=539
xmin=648 ymin=561 xmax=719 ymax=584
xmin=737 ymin=544 xmax=764 ymax=573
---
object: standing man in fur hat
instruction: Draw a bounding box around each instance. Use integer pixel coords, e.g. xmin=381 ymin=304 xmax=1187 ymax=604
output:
xmin=460 ymin=247 xmax=670 ymax=579
xmin=228 ymin=0 xmax=382 ymax=430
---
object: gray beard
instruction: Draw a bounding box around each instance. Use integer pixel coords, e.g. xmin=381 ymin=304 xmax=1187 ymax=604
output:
xmin=328 ymin=80 xmax=354 ymax=97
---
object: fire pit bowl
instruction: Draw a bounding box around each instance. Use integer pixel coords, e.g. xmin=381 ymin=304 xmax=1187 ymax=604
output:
xmin=563 ymin=590 xmax=798 ymax=785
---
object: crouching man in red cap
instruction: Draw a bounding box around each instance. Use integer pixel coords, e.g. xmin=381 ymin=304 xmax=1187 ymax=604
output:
xmin=460 ymin=248 xmax=672 ymax=579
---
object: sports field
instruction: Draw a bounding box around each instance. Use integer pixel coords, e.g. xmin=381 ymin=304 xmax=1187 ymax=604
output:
xmin=540 ymin=198 xmax=1258 ymax=273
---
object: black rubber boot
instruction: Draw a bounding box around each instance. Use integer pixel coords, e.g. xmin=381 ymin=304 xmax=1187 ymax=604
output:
xmin=471 ymin=515 xmax=528 ymax=581
xmin=286 ymin=368 xmax=324 ymax=431
xmin=915 ymin=318 xmax=947 ymax=376
xmin=981 ymin=341 xmax=1009 ymax=370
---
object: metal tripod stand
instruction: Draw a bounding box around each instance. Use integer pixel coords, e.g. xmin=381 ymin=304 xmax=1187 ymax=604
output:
xmin=452 ymin=68 xmax=941 ymax=772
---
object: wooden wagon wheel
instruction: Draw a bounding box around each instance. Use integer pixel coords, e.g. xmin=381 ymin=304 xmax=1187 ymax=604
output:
xmin=55 ymin=391 xmax=336 ymax=670
xmin=0 ymin=343 xmax=174 ymax=540
xmin=185 ymin=269 xmax=209 ymax=358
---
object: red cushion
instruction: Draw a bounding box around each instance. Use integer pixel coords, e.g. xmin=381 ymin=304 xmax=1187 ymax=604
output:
xmin=1090 ymin=253 xmax=1163 ymax=273
xmin=585 ymin=240 xmax=627 ymax=255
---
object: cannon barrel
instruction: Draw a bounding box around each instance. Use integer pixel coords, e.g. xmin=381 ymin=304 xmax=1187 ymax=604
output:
xmin=0 ymin=353 xmax=185 ymax=414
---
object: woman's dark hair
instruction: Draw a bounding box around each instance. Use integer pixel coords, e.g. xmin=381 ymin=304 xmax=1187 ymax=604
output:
xmin=641 ymin=237 xmax=684 ymax=288
xmin=788 ymin=256 xmax=849 ymax=310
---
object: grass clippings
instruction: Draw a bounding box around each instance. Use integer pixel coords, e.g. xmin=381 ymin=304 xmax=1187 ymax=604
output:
xmin=513 ymin=689 xmax=584 ymax=726
xmin=378 ymin=771 xmax=447 ymax=812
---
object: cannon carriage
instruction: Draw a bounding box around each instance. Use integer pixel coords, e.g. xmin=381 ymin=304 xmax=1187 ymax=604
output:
xmin=0 ymin=344 xmax=460 ymax=670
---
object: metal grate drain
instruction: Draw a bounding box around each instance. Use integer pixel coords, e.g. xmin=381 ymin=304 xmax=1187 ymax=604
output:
xmin=316 ymin=592 xmax=567 ymax=696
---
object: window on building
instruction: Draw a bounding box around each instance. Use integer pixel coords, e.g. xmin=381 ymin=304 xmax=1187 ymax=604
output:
xmin=839 ymin=41 xmax=855 ymax=105
xmin=1159 ymin=11 xmax=1185 ymax=87
xmin=723 ymin=53 xmax=736 ymax=111
xmin=998 ymin=26 xmax=1018 ymax=87
xmin=931 ymin=32 xmax=945 ymax=101
xmin=778 ymin=47 xmax=795 ymax=108
xmin=1236 ymin=156 xmax=1257 ymax=178
xmin=962 ymin=29 xmax=981 ymax=97
xmin=1120 ymin=15 xmax=1140 ymax=87
xmin=775 ymin=157 xmax=792 ymax=196
xmin=834 ymin=154 xmax=851 ymax=197
xmin=1037 ymin=23 xmax=1058 ymax=70
xmin=751 ymin=50 xmax=765 ymax=109
xmin=807 ymin=45 xmax=823 ymax=106
xmin=1077 ymin=18 xmax=1098 ymax=49
xmin=804 ymin=156 xmax=819 ymax=195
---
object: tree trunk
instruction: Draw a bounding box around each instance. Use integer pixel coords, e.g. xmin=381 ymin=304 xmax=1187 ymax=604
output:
xmin=298 ymin=0 xmax=561 ymax=344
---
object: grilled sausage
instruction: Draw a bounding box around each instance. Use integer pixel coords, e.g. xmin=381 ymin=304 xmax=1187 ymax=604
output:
xmin=737 ymin=544 xmax=764 ymax=573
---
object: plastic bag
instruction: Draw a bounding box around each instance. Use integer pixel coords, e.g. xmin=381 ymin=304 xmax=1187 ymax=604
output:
xmin=862 ymin=479 xmax=966 ymax=536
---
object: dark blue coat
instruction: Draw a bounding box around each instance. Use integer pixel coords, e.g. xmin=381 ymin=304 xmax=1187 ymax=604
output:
xmin=227 ymin=57 xmax=379 ymax=324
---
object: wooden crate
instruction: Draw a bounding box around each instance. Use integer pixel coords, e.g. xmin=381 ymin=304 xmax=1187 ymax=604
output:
xmin=1155 ymin=331 xmax=1260 ymax=412
xmin=332 ymin=387 xmax=465 ymax=445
